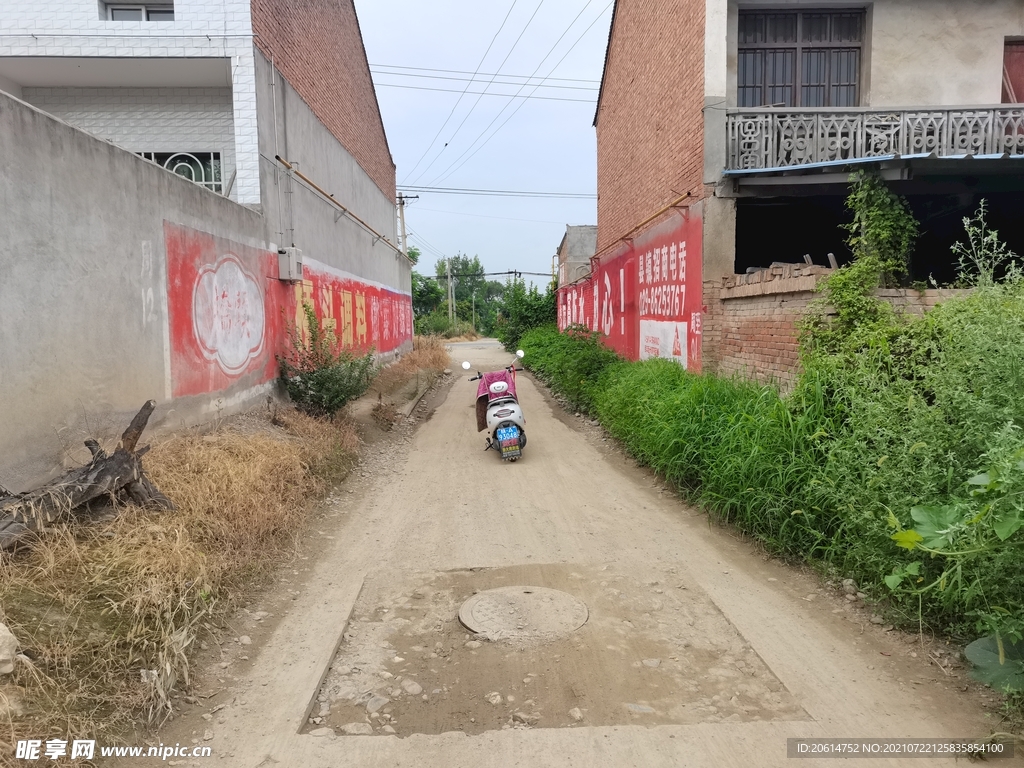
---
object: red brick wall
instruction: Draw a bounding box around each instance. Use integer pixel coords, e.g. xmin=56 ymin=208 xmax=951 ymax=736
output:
xmin=252 ymin=0 xmax=396 ymax=201
xmin=705 ymin=278 xmax=817 ymax=390
xmin=594 ymin=0 xmax=706 ymax=253
xmin=704 ymin=272 xmax=973 ymax=390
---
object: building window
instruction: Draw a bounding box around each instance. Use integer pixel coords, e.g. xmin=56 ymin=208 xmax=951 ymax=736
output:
xmin=138 ymin=152 xmax=222 ymax=194
xmin=106 ymin=4 xmax=174 ymax=21
xmin=737 ymin=10 xmax=864 ymax=108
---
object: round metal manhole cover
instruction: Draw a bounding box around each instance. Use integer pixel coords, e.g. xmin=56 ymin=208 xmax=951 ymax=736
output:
xmin=458 ymin=586 xmax=589 ymax=642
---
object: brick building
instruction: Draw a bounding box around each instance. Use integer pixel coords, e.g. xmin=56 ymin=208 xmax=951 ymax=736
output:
xmin=0 ymin=0 xmax=407 ymax=299
xmin=560 ymin=0 xmax=1024 ymax=383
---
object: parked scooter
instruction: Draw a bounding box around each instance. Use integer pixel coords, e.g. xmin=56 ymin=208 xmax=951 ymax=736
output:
xmin=462 ymin=350 xmax=527 ymax=461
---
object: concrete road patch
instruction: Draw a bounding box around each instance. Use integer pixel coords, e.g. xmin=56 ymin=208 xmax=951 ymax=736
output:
xmin=311 ymin=564 xmax=806 ymax=737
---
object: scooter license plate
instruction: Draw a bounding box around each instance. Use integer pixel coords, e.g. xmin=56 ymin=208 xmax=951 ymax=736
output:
xmin=496 ymin=426 xmax=519 ymax=441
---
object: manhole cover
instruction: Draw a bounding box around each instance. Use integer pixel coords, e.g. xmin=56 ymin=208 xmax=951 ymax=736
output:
xmin=458 ymin=586 xmax=589 ymax=642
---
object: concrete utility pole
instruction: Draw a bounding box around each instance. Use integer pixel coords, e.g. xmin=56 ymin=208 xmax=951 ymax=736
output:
xmin=398 ymin=193 xmax=408 ymax=257
xmin=447 ymin=257 xmax=454 ymax=324
xmin=396 ymin=193 xmax=417 ymax=259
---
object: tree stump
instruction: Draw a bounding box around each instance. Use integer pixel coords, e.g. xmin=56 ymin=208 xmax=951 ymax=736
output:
xmin=0 ymin=400 xmax=173 ymax=551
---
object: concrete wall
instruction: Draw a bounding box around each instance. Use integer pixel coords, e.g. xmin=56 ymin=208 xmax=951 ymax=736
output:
xmin=22 ymin=86 xmax=237 ymax=199
xmin=0 ymin=89 xmax=411 ymax=493
xmin=869 ymin=0 xmax=1024 ymax=106
xmin=0 ymin=90 xmax=272 ymax=490
xmin=254 ymin=50 xmax=409 ymax=295
xmin=557 ymin=225 xmax=597 ymax=287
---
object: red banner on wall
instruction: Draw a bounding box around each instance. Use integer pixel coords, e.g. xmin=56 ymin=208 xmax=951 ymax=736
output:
xmin=293 ymin=258 xmax=413 ymax=357
xmin=557 ymin=244 xmax=637 ymax=360
xmin=164 ymin=223 xmax=412 ymax=399
xmin=558 ymin=204 xmax=702 ymax=369
xmin=635 ymin=206 xmax=703 ymax=370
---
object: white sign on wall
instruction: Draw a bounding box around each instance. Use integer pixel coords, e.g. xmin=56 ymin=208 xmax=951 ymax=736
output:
xmin=639 ymin=319 xmax=687 ymax=368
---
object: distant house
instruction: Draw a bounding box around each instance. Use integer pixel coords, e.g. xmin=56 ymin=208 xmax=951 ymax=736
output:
xmin=559 ymin=0 xmax=1024 ymax=378
xmin=557 ymin=225 xmax=598 ymax=288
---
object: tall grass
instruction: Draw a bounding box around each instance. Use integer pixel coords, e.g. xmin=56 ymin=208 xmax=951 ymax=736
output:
xmin=518 ymin=325 xmax=620 ymax=414
xmin=520 ymin=281 xmax=1024 ymax=638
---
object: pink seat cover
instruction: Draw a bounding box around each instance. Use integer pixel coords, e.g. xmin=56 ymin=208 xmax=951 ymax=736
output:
xmin=476 ymin=369 xmax=517 ymax=402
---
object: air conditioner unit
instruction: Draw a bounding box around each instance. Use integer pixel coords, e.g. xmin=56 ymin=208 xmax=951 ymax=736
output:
xmin=278 ymin=247 xmax=303 ymax=281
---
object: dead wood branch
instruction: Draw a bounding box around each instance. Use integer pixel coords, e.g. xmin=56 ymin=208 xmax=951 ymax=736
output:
xmin=0 ymin=400 xmax=173 ymax=550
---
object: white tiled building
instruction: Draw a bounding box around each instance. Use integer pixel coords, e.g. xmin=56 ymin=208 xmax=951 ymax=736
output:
xmin=0 ymin=1 xmax=260 ymax=203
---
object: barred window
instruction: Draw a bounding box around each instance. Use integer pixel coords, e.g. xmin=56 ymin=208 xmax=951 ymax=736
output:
xmin=738 ymin=10 xmax=864 ymax=108
xmin=138 ymin=152 xmax=222 ymax=194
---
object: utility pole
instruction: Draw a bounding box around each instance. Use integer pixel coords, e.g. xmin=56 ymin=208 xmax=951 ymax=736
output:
xmin=446 ymin=257 xmax=454 ymax=324
xmin=396 ymin=193 xmax=418 ymax=259
xmin=472 ymin=292 xmax=476 ymax=330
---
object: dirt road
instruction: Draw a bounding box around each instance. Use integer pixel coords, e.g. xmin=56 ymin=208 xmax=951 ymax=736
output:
xmin=147 ymin=339 xmax=1011 ymax=767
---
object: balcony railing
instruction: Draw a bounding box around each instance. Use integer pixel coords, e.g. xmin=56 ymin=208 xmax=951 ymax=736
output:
xmin=725 ymin=106 xmax=1024 ymax=171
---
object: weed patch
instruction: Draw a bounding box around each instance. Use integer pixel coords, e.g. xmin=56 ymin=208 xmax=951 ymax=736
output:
xmin=0 ymin=408 xmax=358 ymax=751
xmin=522 ymin=186 xmax=1024 ymax=681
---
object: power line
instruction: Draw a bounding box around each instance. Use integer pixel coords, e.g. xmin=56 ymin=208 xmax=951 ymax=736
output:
xmin=405 ymin=227 xmax=447 ymax=259
xmin=419 ymin=270 xmax=552 ymax=280
xmin=409 ymin=205 xmax=573 ymax=225
xmin=426 ymin=0 xmax=606 ymax=187
xmin=370 ymin=70 xmax=598 ymax=91
xmin=399 ymin=184 xmax=596 ymax=199
xmin=401 ymin=0 xmax=521 ymax=185
xmin=409 ymin=0 xmax=548 ymax=186
xmin=430 ymin=0 xmax=610 ymax=186
xmin=370 ymin=63 xmax=600 ymax=84
xmin=374 ymin=82 xmax=595 ymax=103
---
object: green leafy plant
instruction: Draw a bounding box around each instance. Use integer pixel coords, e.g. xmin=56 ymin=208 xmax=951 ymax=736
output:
xmin=519 ymin=324 xmax=620 ymax=414
xmin=278 ymin=302 xmax=375 ymax=418
xmin=523 ymin=187 xmax=1024 ymax=703
xmin=494 ymin=277 xmax=556 ymax=352
xmin=841 ymin=170 xmax=918 ymax=287
xmin=953 ymin=200 xmax=1019 ymax=288
xmin=965 ymin=635 xmax=1024 ymax=692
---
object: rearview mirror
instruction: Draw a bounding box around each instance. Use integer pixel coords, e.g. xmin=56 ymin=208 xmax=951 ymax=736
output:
xmin=461 ymin=361 xmax=471 ymax=370
xmin=516 ymin=350 xmax=525 ymax=359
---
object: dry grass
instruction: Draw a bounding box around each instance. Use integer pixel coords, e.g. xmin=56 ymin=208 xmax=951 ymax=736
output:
xmin=0 ymin=407 xmax=359 ymax=753
xmin=370 ymin=335 xmax=451 ymax=397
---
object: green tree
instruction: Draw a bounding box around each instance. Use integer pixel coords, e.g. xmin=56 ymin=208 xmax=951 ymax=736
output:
xmin=412 ymin=270 xmax=444 ymax=317
xmin=406 ymin=245 xmax=421 ymax=265
xmin=493 ymin=277 xmax=557 ymax=351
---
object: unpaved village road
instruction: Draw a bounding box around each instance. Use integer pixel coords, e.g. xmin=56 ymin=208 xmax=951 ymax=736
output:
xmin=142 ymin=340 xmax=1012 ymax=768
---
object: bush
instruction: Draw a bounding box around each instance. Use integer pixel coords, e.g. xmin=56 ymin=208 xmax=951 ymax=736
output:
xmin=522 ymin=197 xmax=1024 ymax=645
xmin=518 ymin=324 xmax=620 ymax=414
xmin=413 ymin=309 xmax=475 ymax=339
xmin=279 ymin=302 xmax=376 ymax=418
xmin=494 ymin=278 xmax=556 ymax=352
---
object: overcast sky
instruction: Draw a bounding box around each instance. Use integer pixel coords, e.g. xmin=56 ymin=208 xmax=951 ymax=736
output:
xmin=354 ymin=0 xmax=614 ymax=284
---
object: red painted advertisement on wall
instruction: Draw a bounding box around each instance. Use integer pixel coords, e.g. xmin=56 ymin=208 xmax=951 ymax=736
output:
xmin=291 ymin=258 xmax=413 ymax=360
xmin=557 ymin=244 xmax=637 ymax=360
xmin=635 ymin=206 xmax=702 ymax=370
xmin=164 ymin=223 xmax=412 ymax=399
xmin=557 ymin=205 xmax=701 ymax=368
